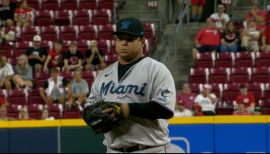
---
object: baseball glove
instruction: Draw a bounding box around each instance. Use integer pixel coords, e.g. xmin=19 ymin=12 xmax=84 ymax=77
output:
xmin=82 ymin=101 xmax=125 ymax=134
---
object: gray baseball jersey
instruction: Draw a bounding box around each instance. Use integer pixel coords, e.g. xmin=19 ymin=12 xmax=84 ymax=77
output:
xmin=89 ymin=57 xmax=176 ymax=148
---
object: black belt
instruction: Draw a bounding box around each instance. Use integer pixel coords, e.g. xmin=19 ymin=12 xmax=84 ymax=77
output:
xmin=112 ymin=145 xmax=152 ymax=152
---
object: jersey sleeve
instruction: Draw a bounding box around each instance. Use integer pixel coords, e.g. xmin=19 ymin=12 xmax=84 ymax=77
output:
xmin=88 ymin=70 xmax=103 ymax=99
xmin=151 ymin=63 xmax=176 ymax=112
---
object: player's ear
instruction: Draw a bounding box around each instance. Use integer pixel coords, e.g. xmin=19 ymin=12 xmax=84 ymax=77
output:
xmin=141 ymin=38 xmax=145 ymax=45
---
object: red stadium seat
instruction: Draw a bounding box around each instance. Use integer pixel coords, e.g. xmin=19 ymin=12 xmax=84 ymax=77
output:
xmin=99 ymin=0 xmax=114 ymax=10
xmin=98 ymin=24 xmax=116 ymax=40
xmin=188 ymin=68 xmax=209 ymax=84
xmin=251 ymin=67 xmax=270 ymax=83
xmin=92 ymin=9 xmax=111 ymax=25
xmin=195 ymin=52 xmax=215 ymax=68
xmin=211 ymin=83 xmax=223 ymax=98
xmin=54 ymin=10 xmax=73 ymax=26
xmin=105 ymin=54 xmax=118 ymax=64
xmin=35 ymin=10 xmax=54 ymax=26
xmin=63 ymin=108 xmax=81 ymax=119
xmin=255 ymin=52 xmax=270 ymax=67
xmin=60 ymin=0 xmax=78 ymax=10
xmin=60 ymin=71 xmax=73 ymax=80
xmin=27 ymin=0 xmax=41 ymax=10
xmin=79 ymin=25 xmax=98 ymax=40
xmin=7 ymin=89 xmax=28 ymax=105
xmin=41 ymin=26 xmax=59 ymax=41
xmin=60 ymin=26 xmax=78 ymax=41
xmin=189 ymin=83 xmax=201 ymax=94
xmin=97 ymin=39 xmax=111 ymax=55
xmin=27 ymin=104 xmax=43 ymax=119
xmin=42 ymin=0 xmax=60 ymax=10
xmin=215 ymin=107 xmax=234 ymax=115
xmin=35 ymin=72 xmax=50 ymax=88
xmin=73 ymin=10 xmax=92 ymax=26
xmin=223 ymin=83 xmax=240 ymax=102
xmin=28 ymin=88 xmax=46 ymax=104
xmin=230 ymin=67 xmax=251 ymax=83
xmin=45 ymin=104 xmax=62 ymax=119
xmin=215 ymin=52 xmax=234 ymax=68
xmin=20 ymin=27 xmax=40 ymax=41
xmin=14 ymin=41 xmax=30 ymax=57
xmin=77 ymin=40 xmax=90 ymax=55
xmin=7 ymin=104 xmax=20 ymax=119
xmin=144 ymin=23 xmax=156 ymax=43
xmin=235 ymin=52 xmax=254 ymax=67
xmin=209 ymin=68 xmax=230 ymax=84
xmin=79 ymin=0 xmax=98 ymax=10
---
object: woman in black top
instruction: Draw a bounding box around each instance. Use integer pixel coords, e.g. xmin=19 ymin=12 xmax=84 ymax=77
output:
xmin=220 ymin=21 xmax=240 ymax=53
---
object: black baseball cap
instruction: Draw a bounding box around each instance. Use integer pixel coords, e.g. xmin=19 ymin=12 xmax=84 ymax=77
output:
xmin=112 ymin=17 xmax=144 ymax=37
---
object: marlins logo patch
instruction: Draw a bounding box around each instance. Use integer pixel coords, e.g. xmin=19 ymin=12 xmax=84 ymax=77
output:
xmin=120 ymin=20 xmax=131 ymax=30
xmin=157 ymin=88 xmax=173 ymax=102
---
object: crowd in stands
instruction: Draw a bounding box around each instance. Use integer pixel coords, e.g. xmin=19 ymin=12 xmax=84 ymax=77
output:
xmin=175 ymin=0 xmax=270 ymax=117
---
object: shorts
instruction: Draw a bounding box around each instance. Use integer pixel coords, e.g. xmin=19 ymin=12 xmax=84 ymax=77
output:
xmin=197 ymin=45 xmax=219 ymax=53
xmin=192 ymin=0 xmax=206 ymax=6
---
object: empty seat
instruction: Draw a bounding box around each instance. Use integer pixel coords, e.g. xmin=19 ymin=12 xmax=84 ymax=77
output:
xmin=97 ymin=39 xmax=111 ymax=55
xmin=247 ymin=83 xmax=264 ymax=101
xmin=54 ymin=10 xmax=73 ymax=26
xmin=79 ymin=25 xmax=98 ymax=40
xmin=27 ymin=104 xmax=43 ymax=119
xmin=105 ymin=54 xmax=118 ymax=64
xmin=98 ymin=24 xmax=116 ymax=40
xmin=45 ymin=104 xmax=62 ymax=119
xmin=35 ymin=10 xmax=54 ymax=26
xmin=41 ymin=26 xmax=59 ymax=41
xmin=20 ymin=27 xmax=40 ymax=41
xmin=60 ymin=0 xmax=78 ymax=10
xmin=195 ymin=52 xmax=215 ymax=68
xmin=28 ymin=88 xmax=46 ymax=104
xmin=7 ymin=89 xmax=28 ymax=105
xmin=7 ymin=104 xmax=20 ymax=119
xmin=92 ymin=9 xmax=111 ymax=25
xmin=189 ymin=83 xmax=201 ymax=94
xmin=79 ymin=0 xmax=98 ymax=10
xmin=63 ymin=108 xmax=81 ymax=119
xmin=73 ymin=10 xmax=92 ymax=26
xmin=230 ymin=67 xmax=251 ymax=83
xmin=211 ymin=83 xmax=223 ymax=98
xmin=255 ymin=52 xmax=270 ymax=67
xmin=215 ymin=107 xmax=234 ymax=115
xmin=60 ymin=25 xmax=78 ymax=41
xmin=42 ymin=0 xmax=60 ymax=10
xmin=144 ymin=23 xmax=156 ymax=43
xmin=77 ymin=40 xmax=90 ymax=54
xmin=209 ymin=68 xmax=230 ymax=84
xmin=251 ymin=67 xmax=270 ymax=83
xmin=223 ymin=83 xmax=240 ymax=102
xmin=235 ymin=52 xmax=254 ymax=67
xmin=215 ymin=52 xmax=234 ymax=68
xmin=188 ymin=68 xmax=209 ymax=84
xmin=60 ymin=71 xmax=73 ymax=80
xmin=27 ymin=0 xmax=41 ymax=10
xmin=98 ymin=0 xmax=114 ymax=10
xmin=35 ymin=72 xmax=50 ymax=87
xmin=14 ymin=41 xmax=30 ymax=57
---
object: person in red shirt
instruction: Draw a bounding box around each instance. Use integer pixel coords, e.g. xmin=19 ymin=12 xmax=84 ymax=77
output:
xmin=192 ymin=18 xmax=221 ymax=59
xmin=0 ymin=96 xmax=5 ymax=106
xmin=245 ymin=2 xmax=266 ymax=31
xmin=233 ymin=104 xmax=252 ymax=116
xmin=14 ymin=0 xmax=33 ymax=28
xmin=191 ymin=0 xmax=206 ymax=22
xmin=176 ymin=83 xmax=197 ymax=110
xmin=43 ymin=40 xmax=64 ymax=72
xmin=235 ymin=84 xmax=255 ymax=113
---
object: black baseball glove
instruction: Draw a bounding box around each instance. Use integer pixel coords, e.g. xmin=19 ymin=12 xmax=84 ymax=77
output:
xmin=82 ymin=101 xmax=125 ymax=134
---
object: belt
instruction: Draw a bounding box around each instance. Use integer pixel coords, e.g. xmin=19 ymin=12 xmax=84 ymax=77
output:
xmin=112 ymin=145 xmax=152 ymax=152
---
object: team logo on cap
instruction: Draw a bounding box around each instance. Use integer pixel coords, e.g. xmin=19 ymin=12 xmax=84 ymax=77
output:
xmin=120 ymin=20 xmax=131 ymax=30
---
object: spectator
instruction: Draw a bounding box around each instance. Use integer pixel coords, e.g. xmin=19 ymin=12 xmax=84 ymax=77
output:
xmin=194 ymin=84 xmax=217 ymax=116
xmin=220 ymin=21 xmax=240 ymax=53
xmin=63 ymin=41 xmax=83 ymax=72
xmin=14 ymin=0 xmax=32 ymax=28
xmin=176 ymin=83 xmax=196 ymax=110
xmin=84 ymin=40 xmax=107 ymax=72
xmin=0 ymin=28 xmax=6 ymax=45
xmin=241 ymin=20 xmax=261 ymax=52
xmin=39 ymin=68 xmax=69 ymax=105
xmin=174 ymin=101 xmax=193 ymax=117
xmin=245 ymin=2 xmax=266 ymax=31
xmin=18 ymin=105 xmax=30 ymax=120
xmin=210 ymin=3 xmax=230 ymax=31
xmin=193 ymin=104 xmax=204 ymax=116
xmin=12 ymin=54 xmax=33 ymax=89
xmin=41 ymin=108 xmax=55 ymax=120
xmin=192 ymin=18 xmax=221 ymax=59
xmin=26 ymin=35 xmax=47 ymax=73
xmin=43 ymin=40 xmax=64 ymax=72
xmin=191 ymin=0 xmax=205 ymax=22
xmin=0 ymin=105 xmax=8 ymax=121
xmin=66 ymin=69 xmax=89 ymax=110
xmin=235 ymin=84 xmax=255 ymax=113
xmin=0 ymin=0 xmax=16 ymax=27
xmin=261 ymin=24 xmax=270 ymax=52
xmin=0 ymin=55 xmax=14 ymax=90
xmin=233 ymin=103 xmax=252 ymax=115
xmin=0 ymin=96 xmax=5 ymax=106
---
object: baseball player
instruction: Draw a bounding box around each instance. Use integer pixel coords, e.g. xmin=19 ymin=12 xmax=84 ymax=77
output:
xmin=86 ymin=17 xmax=176 ymax=153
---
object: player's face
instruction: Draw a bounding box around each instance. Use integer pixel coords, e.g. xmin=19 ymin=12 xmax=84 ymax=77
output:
xmin=115 ymin=35 xmax=145 ymax=63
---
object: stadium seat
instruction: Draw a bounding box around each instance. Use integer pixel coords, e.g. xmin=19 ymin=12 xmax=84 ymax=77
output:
xmin=54 ymin=10 xmax=73 ymax=26
xmin=60 ymin=25 xmax=78 ymax=41
xmin=0 ymin=48 xmax=13 ymax=58
xmin=188 ymin=68 xmax=209 ymax=84
xmin=27 ymin=0 xmax=41 ymax=10
xmin=215 ymin=107 xmax=234 ymax=115
xmin=63 ymin=108 xmax=81 ymax=119
xmin=235 ymin=52 xmax=254 ymax=68
xmin=20 ymin=27 xmax=40 ymax=41
xmin=92 ymin=9 xmax=111 ymax=25
xmin=97 ymin=39 xmax=111 ymax=55
xmin=73 ymin=10 xmax=92 ymax=26
xmin=251 ymin=67 xmax=270 ymax=83
xmin=14 ymin=41 xmax=31 ymax=57
xmin=42 ymin=0 xmax=60 ymax=10
xmin=60 ymin=71 xmax=73 ymax=80
xmin=209 ymin=68 xmax=230 ymax=84
xmin=98 ymin=24 xmax=116 ymax=40
xmin=105 ymin=54 xmax=118 ymax=64
xmin=40 ymin=41 xmax=53 ymax=51
xmin=223 ymin=83 xmax=240 ymax=102
xmin=60 ymin=0 xmax=78 ymax=10
xmin=27 ymin=104 xmax=43 ymax=119
xmin=247 ymin=83 xmax=264 ymax=101
xmin=7 ymin=104 xmax=20 ymax=119
xmin=45 ymin=104 xmax=62 ymax=119
xmin=35 ymin=72 xmax=50 ymax=87
xmin=194 ymin=52 xmax=215 ymax=68
xmin=78 ymin=25 xmax=98 ymax=40
xmin=98 ymin=0 xmax=114 ymax=10
xmin=77 ymin=40 xmax=90 ymax=55
xmin=41 ymin=26 xmax=59 ymax=41
xmin=211 ymin=83 xmax=223 ymax=98
xmin=8 ymin=57 xmax=17 ymax=66
xmin=144 ymin=23 xmax=156 ymax=44
xmin=230 ymin=67 xmax=251 ymax=83
xmin=215 ymin=52 xmax=234 ymax=68
xmin=190 ymin=83 xmax=201 ymax=94
xmin=28 ymin=88 xmax=46 ymax=104
xmin=7 ymin=89 xmax=28 ymax=105
xmin=35 ymin=10 xmax=54 ymax=26
xmin=79 ymin=0 xmax=98 ymax=10
xmin=255 ymin=52 xmax=270 ymax=67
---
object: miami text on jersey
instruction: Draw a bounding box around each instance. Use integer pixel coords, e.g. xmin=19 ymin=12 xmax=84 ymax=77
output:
xmin=101 ymin=81 xmax=147 ymax=96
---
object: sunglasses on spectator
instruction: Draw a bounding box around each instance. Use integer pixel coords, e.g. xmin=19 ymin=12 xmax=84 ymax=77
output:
xmin=116 ymin=35 xmax=139 ymax=42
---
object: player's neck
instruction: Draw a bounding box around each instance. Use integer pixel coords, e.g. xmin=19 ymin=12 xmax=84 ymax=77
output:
xmin=119 ymin=54 xmax=144 ymax=65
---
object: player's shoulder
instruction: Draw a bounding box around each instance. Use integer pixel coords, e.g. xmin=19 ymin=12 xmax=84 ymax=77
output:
xmin=142 ymin=57 xmax=170 ymax=71
xmin=96 ymin=61 xmax=117 ymax=77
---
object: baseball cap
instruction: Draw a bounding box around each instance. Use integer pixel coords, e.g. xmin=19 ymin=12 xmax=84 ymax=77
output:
xmin=33 ymin=35 xmax=41 ymax=42
xmin=203 ymin=84 xmax=212 ymax=89
xmin=112 ymin=17 xmax=144 ymax=37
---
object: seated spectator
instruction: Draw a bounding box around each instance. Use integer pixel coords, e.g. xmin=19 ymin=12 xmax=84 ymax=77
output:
xmin=176 ymin=83 xmax=196 ymax=110
xmin=245 ymin=2 xmax=266 ymax=31
xmin=192 ymin=18 xmax=221 ymax=59
xmin=241 ymin=20 xmax=261 ymax=52
xmin=233 ymin=103 xmax=252 ymax=115
xmin=63 ymin=41 xmax=83 ymax=72
xmin=84 ymin=40 xmax=107 ymax=72
xmin=39 ymin=68 xmax=69 ymax=105
xmin=18 ymin=105 xmax=30 ymax=120
xmin=66 ymin=69 xmax=89 ymax=110
xmin=174 ymin=101 xmax=193 ymax=117
xmin=194 ymin=84 xmax=217 ymax=116
xmin=210 ymin=3 xmax=230 ymax=31
xmin=253 ymin=106 xmax=261 ymax=115
xmin=220 ymin=21 xmax=240 ymax=53
xmin=0 ymin=0 xmax=16 ymax=27
xmin=0 ymin=55 xmax=14 ymax=90
xmin=12 ymin=54 xmax=33 ymax=89
xmin=43 ymin=40 xmax=64 ymax=72
xmin=26 ymin=35 xmax=47 ymax=73
xmin=191 ymin=0 xmax=206 ymax=22
xmin=0 ymin=28 xmax=6 ymax=45
xmin=41 ymin=108 xmax=55 ymax=120
xmin=14 ymin=0 xmax=33 ymax=28
xmin=235 ymin=84 xmax=255 ymax=113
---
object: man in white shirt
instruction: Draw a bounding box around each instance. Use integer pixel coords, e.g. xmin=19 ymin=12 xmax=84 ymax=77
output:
xmin=194 ymin=84 xmax=217 ymax=116
xmin=174 ymin=101 xmax=193 ymax=117
xmin=0 ymin=55 xmax=14 ymax=90
xmin=210 ymin=3 xmax=230 ymax=31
